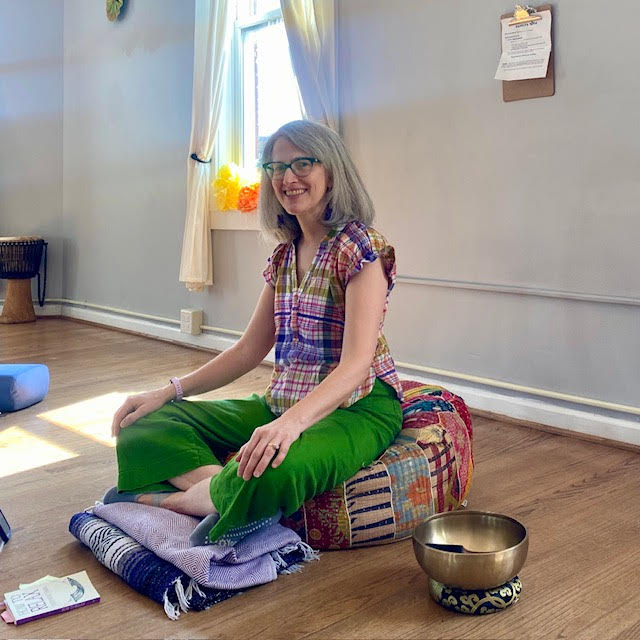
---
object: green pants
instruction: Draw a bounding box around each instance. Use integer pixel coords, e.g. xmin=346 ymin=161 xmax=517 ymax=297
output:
xmin=115 ymin=378 xmax=402 ymax=542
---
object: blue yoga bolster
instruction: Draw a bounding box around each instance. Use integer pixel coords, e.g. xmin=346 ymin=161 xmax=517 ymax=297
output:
xmin=0 ymin=364 xmax=50 ymax=412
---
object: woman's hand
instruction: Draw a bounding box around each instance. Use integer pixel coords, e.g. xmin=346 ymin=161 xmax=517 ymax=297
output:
xmin=111 ymin=385 xmax=175 ymax=437
xmin=235 ymin=418 xmax=303 ymax=481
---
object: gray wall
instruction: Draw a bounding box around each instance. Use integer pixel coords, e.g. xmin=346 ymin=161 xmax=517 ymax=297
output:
xmin=339 ymin=0 xmax=639 ymax=408
xmin=62 ymin=0 xmax=267 ymax=328
xmin=0 ymin=0 xmax=64 ymax=300
xmin=2 ymin=1 xmax=637 ymax=422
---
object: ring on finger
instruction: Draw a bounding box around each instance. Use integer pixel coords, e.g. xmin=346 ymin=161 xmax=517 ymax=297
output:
xmin=268 ymin=442 xmax=280 ymax=451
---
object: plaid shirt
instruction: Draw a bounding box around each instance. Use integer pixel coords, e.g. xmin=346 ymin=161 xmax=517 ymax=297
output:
xmin=263 ymin=221 xmax=403 ymax=415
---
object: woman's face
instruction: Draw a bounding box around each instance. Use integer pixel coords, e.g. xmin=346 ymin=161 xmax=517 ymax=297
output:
xmin=270 ymin=137 xmax=332 ymax=222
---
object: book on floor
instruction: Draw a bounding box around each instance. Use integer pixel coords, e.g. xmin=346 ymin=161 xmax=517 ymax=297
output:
xmin=1 ymin=570 xmax=100 ymax=625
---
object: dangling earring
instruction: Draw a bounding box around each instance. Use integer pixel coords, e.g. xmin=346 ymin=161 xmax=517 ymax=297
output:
xmin=277 ymin=214 xmax=284 ymax=227
xmin=324 ymin=205 xmax=332 ymax=221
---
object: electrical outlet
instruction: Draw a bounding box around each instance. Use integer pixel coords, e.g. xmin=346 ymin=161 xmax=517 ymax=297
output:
xmin=180 ymin=308 xmax=203 ymax=335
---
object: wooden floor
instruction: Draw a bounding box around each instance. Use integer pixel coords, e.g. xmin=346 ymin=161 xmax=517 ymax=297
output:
xmin=1 ymin=319 xmax=639 ymax=639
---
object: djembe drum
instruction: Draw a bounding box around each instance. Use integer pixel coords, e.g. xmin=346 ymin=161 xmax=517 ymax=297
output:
xmin=0 ymin=237 xmax=47 ymax=324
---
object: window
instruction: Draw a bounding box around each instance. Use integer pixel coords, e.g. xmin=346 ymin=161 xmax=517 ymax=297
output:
xmin=217 ymin=0 xmax=303 ymax=174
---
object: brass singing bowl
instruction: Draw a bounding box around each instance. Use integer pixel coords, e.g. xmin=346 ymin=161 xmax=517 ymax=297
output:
xmin=412 ymin=511 xmax=528 ymax=590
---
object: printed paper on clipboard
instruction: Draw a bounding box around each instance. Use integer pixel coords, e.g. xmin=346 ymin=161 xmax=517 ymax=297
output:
xmin=495 ymin=9 xmax=551 ymax=81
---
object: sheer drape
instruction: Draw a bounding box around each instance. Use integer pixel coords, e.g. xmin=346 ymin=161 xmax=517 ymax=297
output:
xmin=179 ymin=0 xmax=231 ymax=291
xmin=281 ymin=0 xmax=338 ymax=131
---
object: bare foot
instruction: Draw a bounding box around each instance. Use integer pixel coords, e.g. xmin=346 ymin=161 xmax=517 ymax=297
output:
xmin=149 ymin=476 xmax=217 ymax=517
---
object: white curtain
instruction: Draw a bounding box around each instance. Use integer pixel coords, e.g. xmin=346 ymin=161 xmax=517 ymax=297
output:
xmin=179 ymin=0 xmax=231 ymax=291
xmin=281 ymin=0 xmax=338 ymax=131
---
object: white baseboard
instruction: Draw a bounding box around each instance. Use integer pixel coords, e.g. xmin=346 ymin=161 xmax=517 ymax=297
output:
xmin=61 ymin=305 xmax=241 ymax=354
xmin=7 ymin=299 xmax=638 ymax=447
xmin=35 ymin=304 xmax=62 ymax=316
xmin=0 ymin=302 xmax=63 ymax=316
xmin=394 ymin=366 xmax=640 ymax=447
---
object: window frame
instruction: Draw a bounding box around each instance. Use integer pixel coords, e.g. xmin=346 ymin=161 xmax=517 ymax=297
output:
xmin=215 ymin=4 xmax=286 ymax=174
xmin=212 ymin=2 xmax=302 ymax=230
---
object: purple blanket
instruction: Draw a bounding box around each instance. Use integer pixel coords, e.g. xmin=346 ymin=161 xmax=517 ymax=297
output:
xmin=93 ymin=503 xmax=317 ymax=590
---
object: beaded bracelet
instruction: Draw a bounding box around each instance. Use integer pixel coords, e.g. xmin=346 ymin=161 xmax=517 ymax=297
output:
xmin=169 ymin=376 xmax=184 ymax=402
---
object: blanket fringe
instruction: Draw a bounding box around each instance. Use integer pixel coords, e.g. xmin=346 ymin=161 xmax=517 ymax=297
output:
xmin=181 ymin=578 xmax=206 ymax=606
xmin=174 ymin=577 xmax=190 ymax=612
xmin=287 ymin=540 xmax=320 ymax=562
xmin=298 ymin=541 xmax=320 ymax=562
xmin=162 ymin=589 xmax=180 ymax=621
xmin=162 ymin=578 xmax=195 ymax=620
xmin=166 ymin=577 xmax=211 ymax=620
xmin=270 ymin=549 xmax=288 ymax=571
xmin=271 ymin=541 xmax=320 ymax=571
xmin=278 ymin=562 xmax=303 ymax=575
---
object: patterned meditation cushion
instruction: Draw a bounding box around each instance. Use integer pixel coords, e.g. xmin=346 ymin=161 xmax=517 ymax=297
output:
xmin=281 ymin=380 xmax=474 ymax=549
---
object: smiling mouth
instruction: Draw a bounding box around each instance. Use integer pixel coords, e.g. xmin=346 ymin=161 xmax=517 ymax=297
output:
xmin=284 ymin=188 xmax=306 ymax=196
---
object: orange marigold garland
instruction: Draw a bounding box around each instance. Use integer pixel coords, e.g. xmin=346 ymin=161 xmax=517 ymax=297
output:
xmin=213 ymin=164 xmax=260 ymax=212
xmin=237 ymin=183 xmax=260 ymax=212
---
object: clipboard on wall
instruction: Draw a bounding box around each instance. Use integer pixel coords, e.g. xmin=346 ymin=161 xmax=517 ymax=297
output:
xmin=501 ymin=4 xmax=554 ymax=102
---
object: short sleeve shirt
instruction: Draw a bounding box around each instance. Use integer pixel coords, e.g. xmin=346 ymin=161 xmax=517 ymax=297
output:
xmin=262 ymin=220 xmax=403 ymax=415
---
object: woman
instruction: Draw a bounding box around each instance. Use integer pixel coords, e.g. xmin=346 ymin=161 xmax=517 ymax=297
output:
xmin=106 ymin=120 xmax=404 ymax=547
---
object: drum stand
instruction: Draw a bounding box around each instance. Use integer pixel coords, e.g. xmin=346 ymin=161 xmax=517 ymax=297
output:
xmin=0 ymin=279 xmax=36 ymax=323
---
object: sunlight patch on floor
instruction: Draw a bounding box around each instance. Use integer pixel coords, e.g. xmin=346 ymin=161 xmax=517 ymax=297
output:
xmin=38 ymin=392 xmax=132 ymax=448
xmin=0 ymin=426 xmax=78 ymax=478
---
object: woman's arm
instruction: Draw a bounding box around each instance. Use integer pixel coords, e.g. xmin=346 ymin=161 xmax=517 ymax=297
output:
xmin=111 ymin=283 xmax=276 ymax=436
xmin=176 ymin=283 xmax=276 ymax=396
xmin=236 ymin=258 xmax=389 ymax=480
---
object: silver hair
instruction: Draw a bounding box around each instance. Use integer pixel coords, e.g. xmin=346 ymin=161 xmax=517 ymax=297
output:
xmin=258 ymin=120 xmax=375 ymax=243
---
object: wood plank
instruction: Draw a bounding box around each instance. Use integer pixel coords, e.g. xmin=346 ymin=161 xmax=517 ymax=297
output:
xmin=0 ymin=318 xmax=638 ymax=639
xmin=472 ymin=408 xmax=640 ymax=454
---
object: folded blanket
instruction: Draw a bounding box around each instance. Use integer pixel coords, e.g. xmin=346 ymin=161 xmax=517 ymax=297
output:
xmin=69 ymin=509 xmax=317 ymax=619
xmin=93 ymin=503 xmax=314 ymax=590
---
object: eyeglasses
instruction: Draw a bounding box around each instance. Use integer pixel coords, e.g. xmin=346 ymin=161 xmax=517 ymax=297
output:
xmin=262 ymin=157 xmax=321 ymax=180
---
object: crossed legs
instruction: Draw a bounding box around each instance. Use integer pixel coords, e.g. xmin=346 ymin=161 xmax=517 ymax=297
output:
xmin=133 ymin=464 xmax=221 ymax=517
